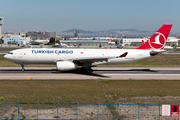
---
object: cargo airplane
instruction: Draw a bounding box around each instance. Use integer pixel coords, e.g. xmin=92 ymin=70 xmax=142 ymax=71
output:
xmin=4 ymin=24 xmax=172 ymax=73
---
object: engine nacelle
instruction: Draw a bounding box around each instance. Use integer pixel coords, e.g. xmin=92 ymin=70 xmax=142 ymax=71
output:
xmin=56 ymin=61 xmax=78 ymax=71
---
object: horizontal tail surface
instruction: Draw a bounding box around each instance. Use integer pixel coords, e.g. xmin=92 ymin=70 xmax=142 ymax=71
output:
xmin=136 ymin=24 xmax=172 ymax=50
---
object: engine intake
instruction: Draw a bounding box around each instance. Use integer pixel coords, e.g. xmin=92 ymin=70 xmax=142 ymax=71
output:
xmin=56 ymin=61 xmax=78 ymax=71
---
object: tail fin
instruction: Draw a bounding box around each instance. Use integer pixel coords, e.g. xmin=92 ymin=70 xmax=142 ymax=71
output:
xmin=142 ymin=40 xmax=145 ymax=44
xmin=108 ymin=39 xmax=112 ymax=42
xmin=136 ymin=24 xmax=172 ymax=50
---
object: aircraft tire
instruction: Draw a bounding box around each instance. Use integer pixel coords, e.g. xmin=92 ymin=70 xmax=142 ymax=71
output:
xmin=21 ymin=68 xmax=25 ymax=72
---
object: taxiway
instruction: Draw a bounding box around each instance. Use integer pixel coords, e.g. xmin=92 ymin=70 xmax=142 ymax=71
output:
xmin=0 ymin=67 xmax=180 ymax=80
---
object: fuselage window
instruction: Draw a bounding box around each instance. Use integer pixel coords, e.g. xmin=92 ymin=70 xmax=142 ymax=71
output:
xmin=8 ymin=52 xmax=13 ymax=55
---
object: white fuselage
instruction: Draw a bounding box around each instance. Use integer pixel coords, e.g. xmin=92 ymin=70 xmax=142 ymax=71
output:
xmin=4 ymin=48 xmax=151 ymax=66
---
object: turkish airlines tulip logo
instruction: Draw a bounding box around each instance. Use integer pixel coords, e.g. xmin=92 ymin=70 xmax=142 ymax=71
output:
xmin=149 ymin=32 xmax=166 ymax=49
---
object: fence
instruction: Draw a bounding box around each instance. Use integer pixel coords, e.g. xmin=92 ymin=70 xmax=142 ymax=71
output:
xmin=0 ymin=102 xmax=178 ymax=120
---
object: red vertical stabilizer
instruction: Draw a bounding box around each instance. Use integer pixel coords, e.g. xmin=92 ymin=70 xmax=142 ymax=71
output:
xmin=136 ymin=24 xmax=172 ymax=50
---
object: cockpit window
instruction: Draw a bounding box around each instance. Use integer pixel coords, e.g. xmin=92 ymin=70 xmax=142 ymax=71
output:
xmin=8 ymin=52 xmax=13 ymax=55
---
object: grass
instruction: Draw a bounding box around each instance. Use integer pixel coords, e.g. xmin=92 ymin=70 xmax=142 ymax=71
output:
xmin=1 ymin=80 xmax=180 ymax=104
xmin=0 ymin=48 xmax=18 ymax=51
xmin=173 ymin=49 xmax=180 ymax=51
xmin=1 ymin=50 xmax=180 ymax=104
xmin=101 ymin=53 xmax=180 ymax=67
xmin=121 ymin=54 xmax=180 ymax=67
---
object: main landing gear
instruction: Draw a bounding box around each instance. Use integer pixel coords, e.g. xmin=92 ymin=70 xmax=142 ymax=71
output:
xmin=82 ymin=67 xmax=93 ymax=74
xmin=21 ymin=65 xmax=25 ymax=72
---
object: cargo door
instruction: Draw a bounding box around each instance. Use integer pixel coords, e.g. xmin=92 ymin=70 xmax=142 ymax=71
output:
xmin=23 ymin=51 xmax=27 ymax=60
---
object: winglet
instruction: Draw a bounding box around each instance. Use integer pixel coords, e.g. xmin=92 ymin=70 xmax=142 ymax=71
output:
xmin=119 ymin=52 xmax=128 ymax=57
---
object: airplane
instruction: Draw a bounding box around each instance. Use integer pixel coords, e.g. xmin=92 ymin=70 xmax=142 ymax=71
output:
xmin=30 ymin=37 xmax=49 ymax=44
xmin=108 ymin=39 xmax=116 ymax=45
xmin=4 ymin=24 xmax=172 ymax=73
xmin=60 ymin=38 xmax=69 ymax=47
xmin=164 ymin=46 xmax=173 ymax=49
xmin=142 ymin=40 xmax=145 ymax=44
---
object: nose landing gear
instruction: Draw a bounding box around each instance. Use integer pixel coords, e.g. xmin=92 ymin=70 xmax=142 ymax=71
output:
xmin=21 ymin=65 xmax=25 ymax=72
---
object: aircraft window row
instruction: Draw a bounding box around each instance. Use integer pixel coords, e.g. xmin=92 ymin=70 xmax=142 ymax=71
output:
xmin=8 ymin=52 xmax=13 ymax=55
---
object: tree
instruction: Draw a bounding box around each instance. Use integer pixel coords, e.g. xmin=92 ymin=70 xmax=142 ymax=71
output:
xmin=0 ymin=39 xmax=4 ymax=44
xmin=49 ymin=37 xmax=55 ymax=43
xmin=55 ymin=40 xmax=60 ymax=44
xmin=7 ymin=41 xmax=11 ymax=44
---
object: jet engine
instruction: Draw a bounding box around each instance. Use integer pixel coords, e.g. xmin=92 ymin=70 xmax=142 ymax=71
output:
xmin=56 ymin=61 xmax=78 ymax=71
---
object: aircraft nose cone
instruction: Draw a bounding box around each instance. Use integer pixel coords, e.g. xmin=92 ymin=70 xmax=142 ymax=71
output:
xmin=4 ymin=54 xmax=9 ymax=60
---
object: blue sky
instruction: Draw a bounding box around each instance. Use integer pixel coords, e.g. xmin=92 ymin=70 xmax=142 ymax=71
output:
xmin=0 ymin=0 xmax=180 ymax=33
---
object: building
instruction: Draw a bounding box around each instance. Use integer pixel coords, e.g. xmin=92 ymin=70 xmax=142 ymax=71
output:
xmin=122 ymin=37 xmax=180 ymax=46
xmin=74 ymin=30 xmax=79 ymax=37
xmin=166 ymin=37 xmax=179 ymax=46
xmin=122 ymin=38 xmax=148 ymax=46
xmin=62 ymin=39 xmax=108 ymax=47
xmin=3 ymin=35 xmax=31 ymax=45
xmin=0 ymin=17 xmax=4 ymax=39
xmin=2 ymin=31 xmax=18 ymax=38
xmin=27 ymin=31 xmax=56 ymax=40
xmin=45 ymin=31 xmax=56 ymax=38
xmin=27 ymin=31 xmax=45 ymax=40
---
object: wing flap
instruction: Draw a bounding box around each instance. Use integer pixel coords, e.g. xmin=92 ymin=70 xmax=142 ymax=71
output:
xmin=62 ymin=52 xmax=128 ymax=62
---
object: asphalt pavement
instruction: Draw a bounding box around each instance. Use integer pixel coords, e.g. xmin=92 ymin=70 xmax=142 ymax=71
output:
xmin=0 ymin=67 xmax=180 ymax=80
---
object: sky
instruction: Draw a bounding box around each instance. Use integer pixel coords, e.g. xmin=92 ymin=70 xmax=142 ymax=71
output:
xmin=0 ymin=0 xmax=180 ymax=33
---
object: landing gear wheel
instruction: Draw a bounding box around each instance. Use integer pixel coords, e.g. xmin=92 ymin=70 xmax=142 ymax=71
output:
xmin=82 ymin=67 xmax=93 ymax=74
xmin=21 ymin=65 xmax=25 ymax=72
xmin=81 ymin=67 xmax=88 ymax=73
xmin=88 ymin=69 xmax=93 ymax=74
xmin=21 ymin=68 xmax=25 ymax=72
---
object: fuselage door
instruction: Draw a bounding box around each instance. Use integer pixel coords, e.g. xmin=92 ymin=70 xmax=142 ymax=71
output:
xmin=18 ymin=51 xmax=27 ymax=59
xmin=23 ymin=51 xmax=27 ymax=59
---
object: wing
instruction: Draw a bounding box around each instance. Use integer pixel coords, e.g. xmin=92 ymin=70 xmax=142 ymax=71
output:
xmin=64 ymin=52 xmax=128 ymax=63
